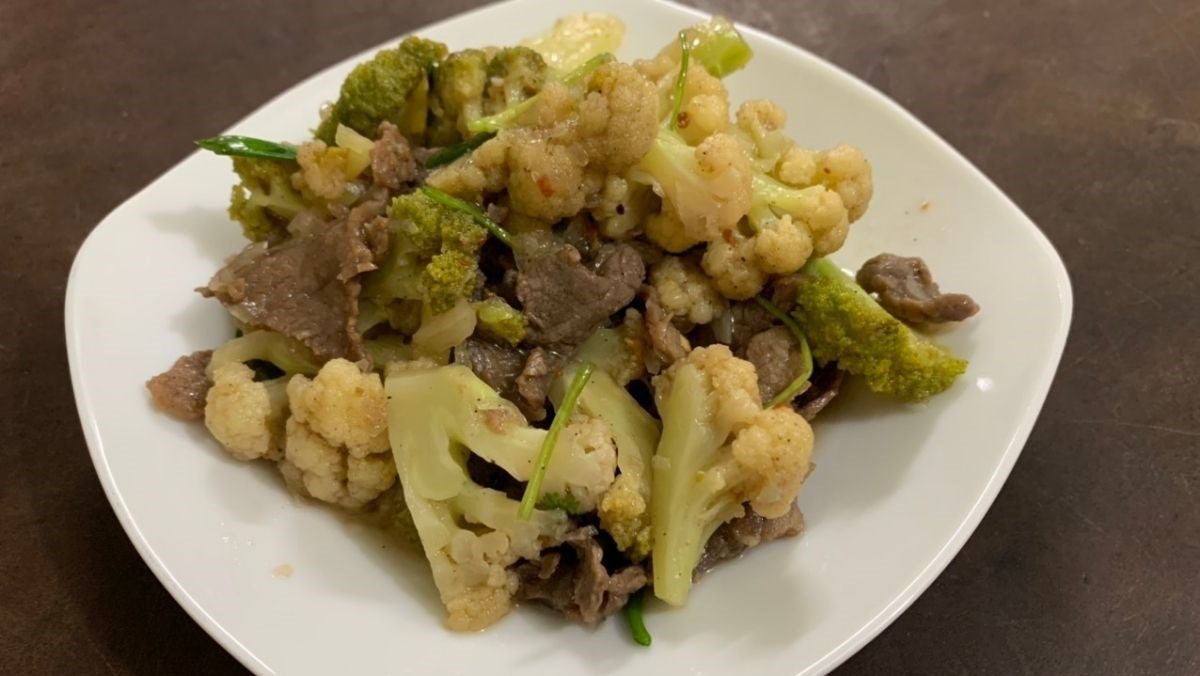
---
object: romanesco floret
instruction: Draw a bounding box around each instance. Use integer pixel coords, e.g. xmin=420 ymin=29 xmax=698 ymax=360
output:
xmin=362 ymin=191 xmax=488 ymax=314
xmin=649 ymin=344 xmax=814 ymax=605
xmin=484 ymin=47 xmax=548 ymax=115
xmin=790 ymin=257 xmax=968 ymax=401
xmin=473 ymin=297 xmax=528 ymax=346
xmin=278 ymin=359 xmax=396 ymax=510
xmin=385 ymin=364 xmax=582 ymax=630
xmin=204 ymin=363 xmax=288 ymax=462
xmin=429 ymin=49 xmax=490 ymax=145
xmin=228 ymin=156 xmax=305 ymax=243
xmin=316 ymin=37 xmax=447 ymax=143
xmin=650 ymin=255 xmax=725 ymax=325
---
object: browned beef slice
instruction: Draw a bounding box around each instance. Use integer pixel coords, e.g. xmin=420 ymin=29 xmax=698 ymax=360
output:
xmin=642 ymin=286 xmax=689 ymax=373
xmin=794 ymin=362 xmax=846 ymax=421
xmin=146 ymin=350 xmax=213 ymax=421
xmin=516 ymin=239 xmax=645 ymax=347
xmin=729 ymin=300 xmax=775 ymax=354
xmin=454 ymin=337 xmax=544 ymax=419
xmin=856 ymin=253 xmax=980 ymax=324
xmin=516 ymin=527 xmax=647 ymax=625
xmin=514 ymin=347 xmax=568 ymax=422
xmin=201 ymin=201 xmax=384 ymax=361
xmin=745 ymin=326 xmax=808 ymax=406
xmin=695 ymin=503 xmax=805 ymax=578
xmin=369 ymin=121 xmax=417 ymax=189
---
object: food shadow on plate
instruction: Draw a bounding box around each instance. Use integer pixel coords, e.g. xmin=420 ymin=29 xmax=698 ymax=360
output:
xmin=150 ymin=207 xmax=242 ymax=267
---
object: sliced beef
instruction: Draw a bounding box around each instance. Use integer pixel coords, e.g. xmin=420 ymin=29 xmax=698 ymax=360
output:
xmin=642 ymin=286 xmax=689 ymax=373
xmin=695 ymin=503 xmax=805 ymax=578
xmin=370 ymin=121 xmax=417 ymax=190
xmin=455 ymin=335 xmax=527 ymax=400
xmin=516 ymin=526 xmax=647 ymax=625
xmin=515 ymin=347 xmax=569 ymax=422
xmin=793 ymin=362 xmax=846 ymax=421
xmin=729 ymin=300 xmax=775 ymax=354
xmin=856 ymin=253 xmax=979 ymax=324
xmin=201 ymin=200 xmax=385 ymax=361
xmin=769 ymin=273 xmax=804 ymax=312
xmin=146 ymin=350 xmax=213 ymax=421
xmin=516 ymin=237 xmax=645 ymax=347
xmin=745 ymin=326 xmax=807 ymax=406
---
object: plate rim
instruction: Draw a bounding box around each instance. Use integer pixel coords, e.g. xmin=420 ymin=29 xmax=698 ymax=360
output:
xmin=65 ymin=1 xmax=1074 ymax=673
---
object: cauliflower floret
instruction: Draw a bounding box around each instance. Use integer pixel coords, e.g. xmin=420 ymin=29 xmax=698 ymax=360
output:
xmin=280 ymin=416 xmax=397 ymax=509
xmin=752 ymin=215 xmax=815 ymax=275
xmin=701 ymin=231 xmax=769 ymax=300
xmin=729 ymin=407 xmax=814 ymax=517
xmin=293 ymin=140 xmax=350 ymax=201
xmin=279 ymin=359 xmax=396 ymax=510
xmin=735 ymin=99 xmax=792 ymax=172
xmin=385 ymin=364 xmax=575 ymax=630
xmin=776 ymin=145 xmax=817 ymax=187
xmin=676 ymin=64 xmax=730 ymax=144
xmin=598 ymin=473 xmax=652 ymax=561
xmin=638 ymin=131 xmax=753 ymax=248
xmin=429 ymin=62 xmax=657 ymax=227
xmin=204 ymin=363 xmax=288 ymax=461
xmin=644 ymin=202 xmax=702 ymax=253
xmin=592 ymin=175 xmax=656 ymax=240
xmin=287 ymin=358 xmax=388 ymax=457
xmin=650 ymin=255 xmax=725 ymax=325
xmin=814 ymin=144 xmax=873 ymax=223
xmin=650 ymin=344 xmax=815 ymax=605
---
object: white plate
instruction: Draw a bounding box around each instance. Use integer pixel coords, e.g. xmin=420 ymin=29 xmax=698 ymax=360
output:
xmin=65 ymin=0 xmax=1072 ymax=673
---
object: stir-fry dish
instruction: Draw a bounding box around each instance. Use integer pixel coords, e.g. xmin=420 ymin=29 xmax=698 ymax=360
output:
xmin=147 ymin=14 xmax=979 ymax=641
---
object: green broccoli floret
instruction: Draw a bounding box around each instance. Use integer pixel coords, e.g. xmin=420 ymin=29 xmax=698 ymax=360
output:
xmin=362 ymin=191 xmax=489 ymax=314
xmin=227 ymin=156 xmax=304 ymax=242
xmin=315 ymin=36 xmax=447 ymax=143
xmin=484 ymin=47 xmax=547 ymax=113
xmin=790 ymin=257 xmax=968 ymax=401
xmin=429 ymin=49 xmax=490 ymax=146
xmin=473 ymin=297 xmax=527 ymax=346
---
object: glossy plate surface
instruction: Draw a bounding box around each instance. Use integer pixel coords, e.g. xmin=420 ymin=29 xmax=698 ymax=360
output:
xmin=66 ymin=0 xmax=1072 ymax=673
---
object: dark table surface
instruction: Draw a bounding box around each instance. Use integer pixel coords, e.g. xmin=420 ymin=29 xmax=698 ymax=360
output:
xmin=4 ymin=0 xmax=1198 ymax=673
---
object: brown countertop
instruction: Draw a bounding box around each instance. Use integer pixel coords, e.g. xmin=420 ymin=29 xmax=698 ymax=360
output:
xmin=3 ymin=0 xmax=1197 ymax=673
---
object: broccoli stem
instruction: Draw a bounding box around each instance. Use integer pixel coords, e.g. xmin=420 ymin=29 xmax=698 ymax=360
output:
xmin=669 ymin=31 xmax=691 ymax=132
xmin=424 ymin=131 xmax=497 ymax=169
xmin=623 ymin=590 xmax=653 ymax=647
xmin=418 ymin=186 xmax=513 ymax=247
xmin=754 ymin=296 xmax=815 ymax=407
xmin=196 ymin=135 xmax=297 ymax=161
xmin=518 ymin=361 xmax=595 ymax=520
xmin=467 ymin=53 xmax=614 ymax=134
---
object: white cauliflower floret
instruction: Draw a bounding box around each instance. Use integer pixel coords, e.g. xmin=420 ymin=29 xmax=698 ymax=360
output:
xmin=735 ymin=99 xmax=792 ymax=172
xmin=650 ymin=255 xmax=725 ymax=325
xmin=650 ymin=344 xmax=815 ymax=605
xmin=598 ymin=473 xmax=651 ymax=561
xmin=385 ymin=364 xmax=576 ymax=630
xmin=675 ymin=64 xmax=730 ymax=144
xmin=591 ymin=175 xmax=656 ymax=240
xmin=293 ymin=140 xmax=350 ymax=201
xmin=287 ymin=358 xmax=388 ymax=457
xmin=701 ymin=231 xmax=769 ymax=300
xmin=204 ymin=363 xmax=288 ymax=462
xmin=428 ymin=62 xmax=657 ymax=226
xmin=637 ymin=131 xmax=753 ymax=249
xmin=752 ymin=215 xmax=814 ymax=275
xmin=279 ymin=359 xmax=396 ymax=510
xmin=814 ymin=144 xmax=873 ymax=223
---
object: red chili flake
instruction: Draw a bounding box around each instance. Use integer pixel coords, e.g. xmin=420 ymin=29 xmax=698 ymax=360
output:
xmin=536 ymin=174 xmax=555 ymax=197
xmin=721 ymin=229 xmax=735 ymax=243
xmin=676 ymin=111 xmax=690 ymax=128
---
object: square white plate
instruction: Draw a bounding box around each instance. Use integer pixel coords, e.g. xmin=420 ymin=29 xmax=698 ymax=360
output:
xmin=65 ymin=0 xmax=1072 ymax=674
